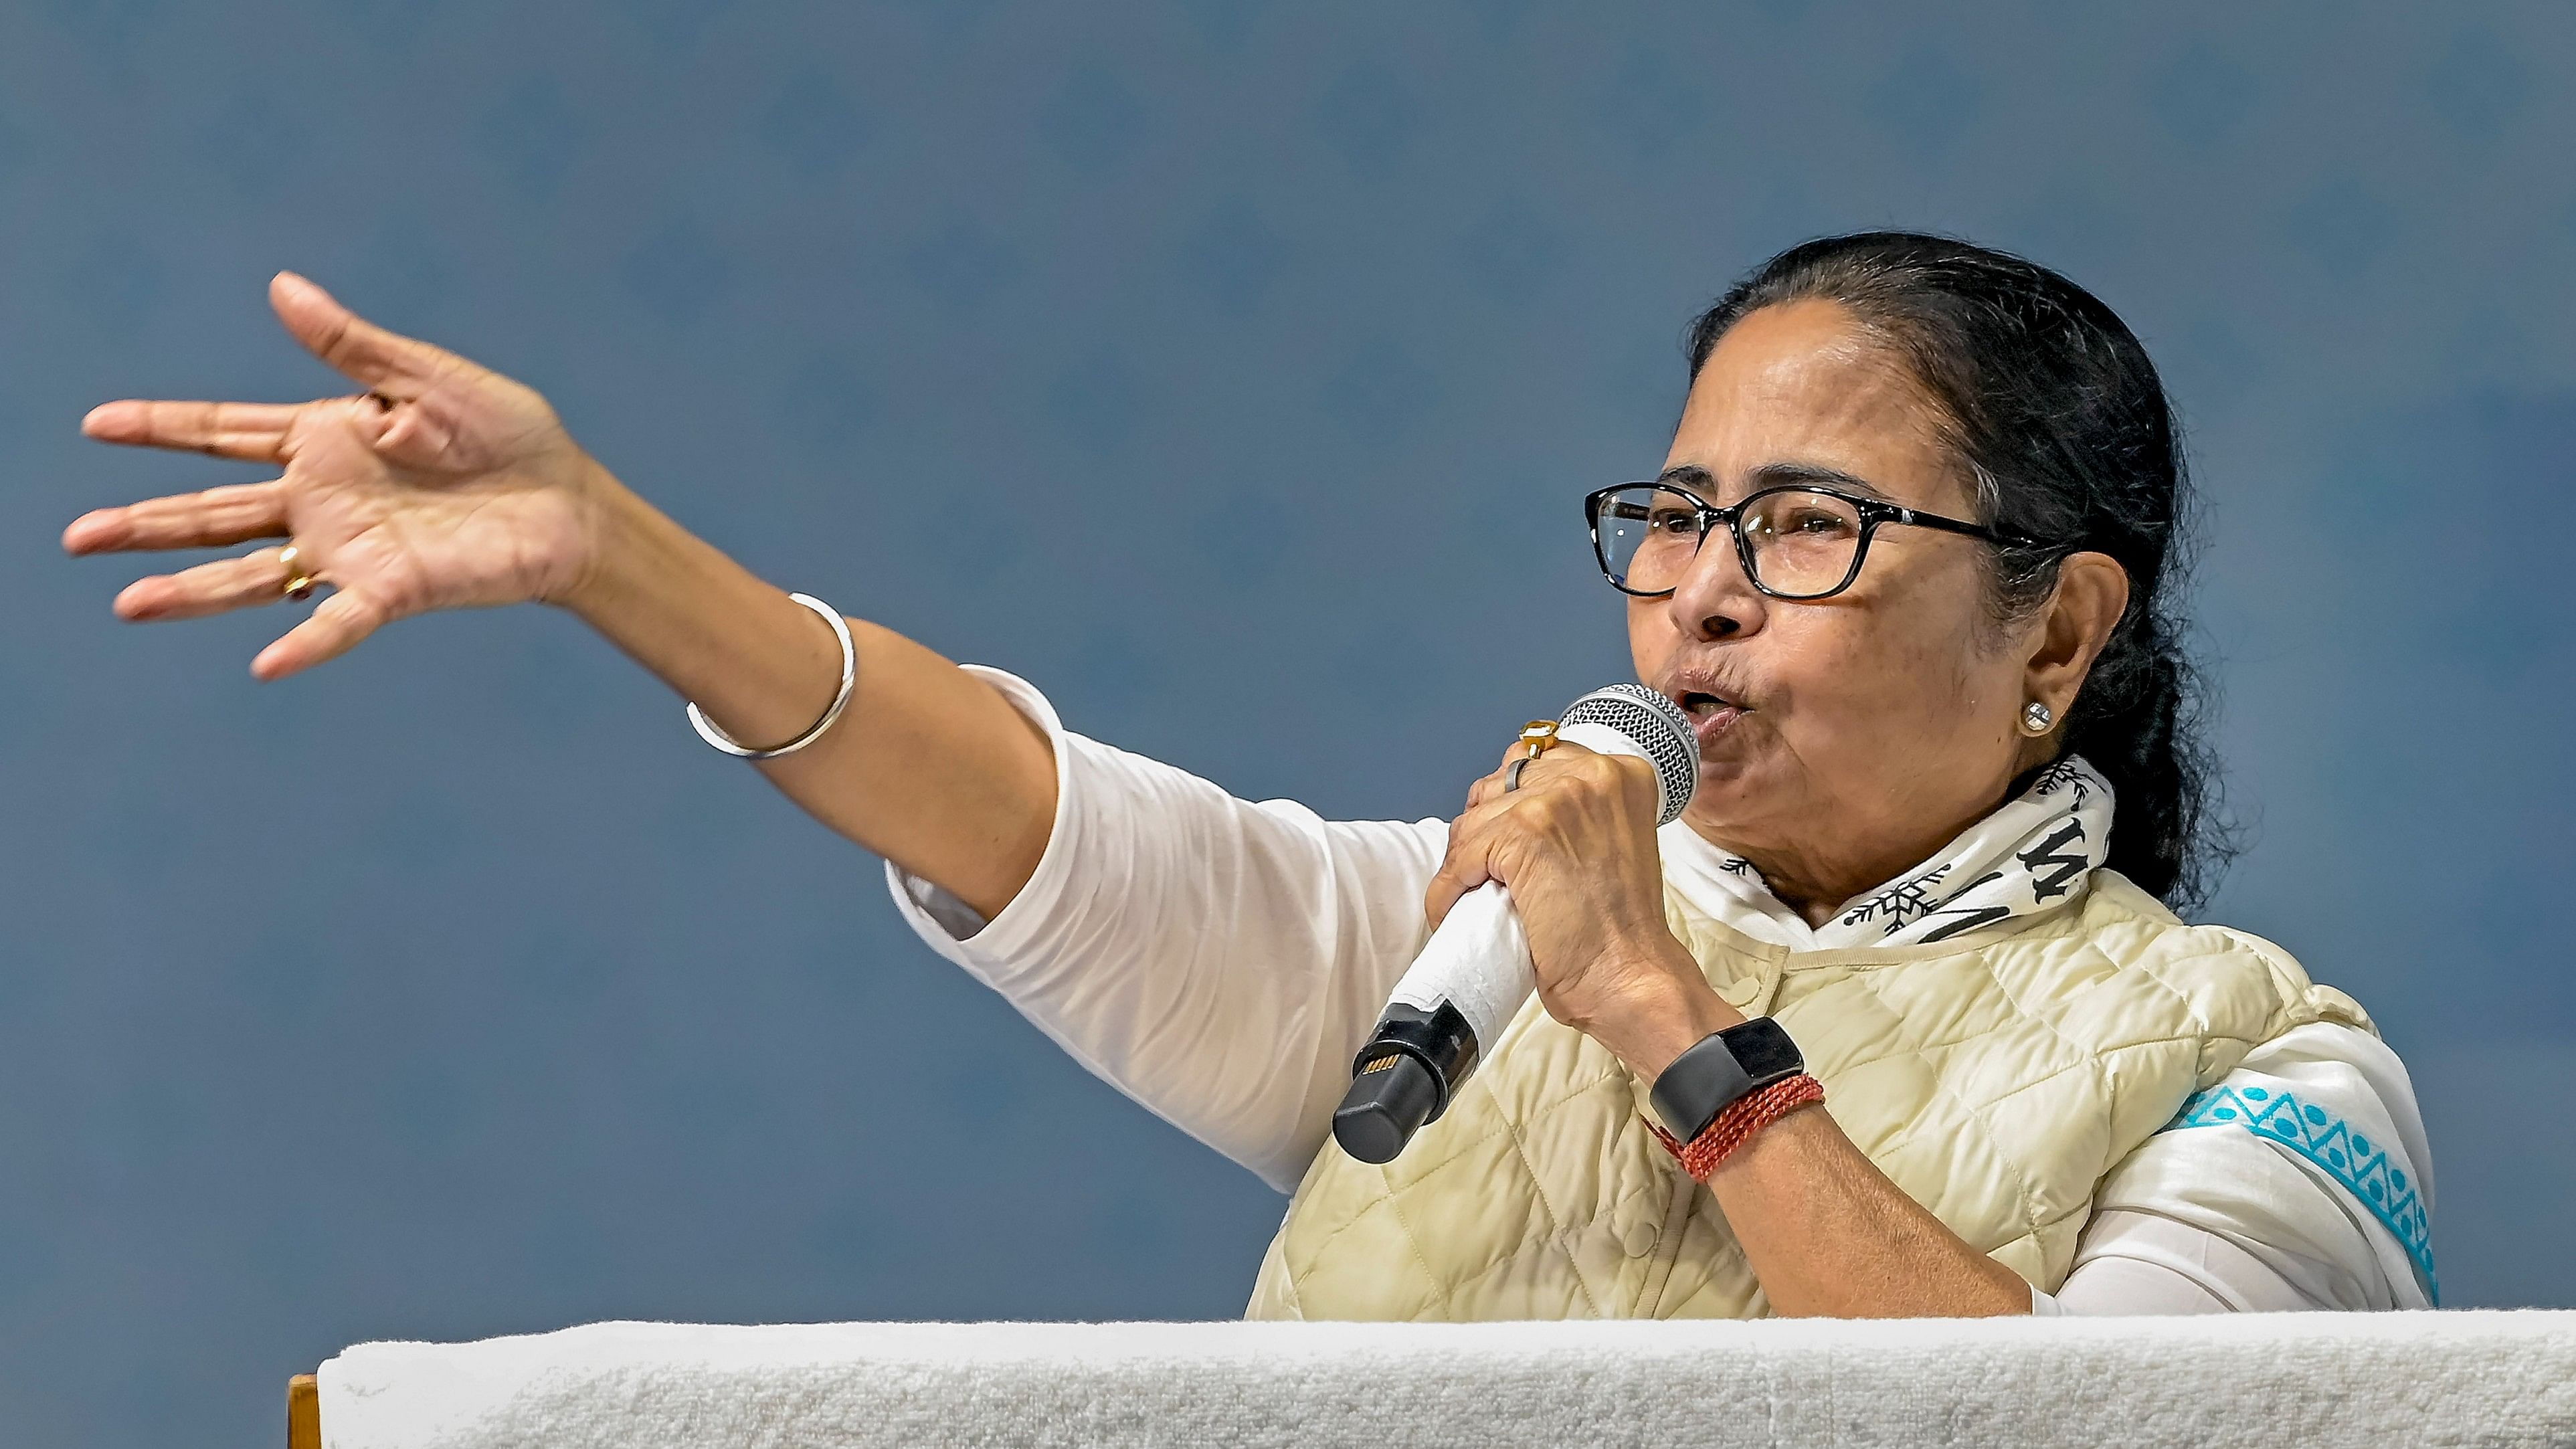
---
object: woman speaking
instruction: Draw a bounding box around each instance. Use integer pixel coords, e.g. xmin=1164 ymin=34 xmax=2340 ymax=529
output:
xmin=65 ymin=233 xmax=2432 ymax=1319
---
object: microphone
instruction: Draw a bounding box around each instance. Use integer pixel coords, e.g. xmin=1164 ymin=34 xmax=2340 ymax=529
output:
xmin=1331 ymin=683 xmax=1700 ymax=1164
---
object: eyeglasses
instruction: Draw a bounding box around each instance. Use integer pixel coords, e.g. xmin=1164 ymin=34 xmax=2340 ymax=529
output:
xmin=1583 ymin=480 xmax=2059 ymax=601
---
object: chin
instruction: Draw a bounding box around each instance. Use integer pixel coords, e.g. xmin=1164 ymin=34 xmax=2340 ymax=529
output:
xmin=1681 ymin=761 xmax=1770 ymax=832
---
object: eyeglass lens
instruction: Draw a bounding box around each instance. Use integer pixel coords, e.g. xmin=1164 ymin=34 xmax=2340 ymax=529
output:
xmin=1595 ymin=484 xmax=1865 ymax=597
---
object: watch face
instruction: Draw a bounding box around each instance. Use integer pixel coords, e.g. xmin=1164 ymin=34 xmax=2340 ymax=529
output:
xmin=1725 ymin=1017 xmax=1805 ymax=1084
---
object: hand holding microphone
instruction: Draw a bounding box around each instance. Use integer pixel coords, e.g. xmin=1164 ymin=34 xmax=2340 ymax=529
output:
xmin=1335 ymin=684 xmax=1734 ymax=1163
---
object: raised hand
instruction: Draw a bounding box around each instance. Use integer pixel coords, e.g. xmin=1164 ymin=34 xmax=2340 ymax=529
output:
xmin=66 ymin=270 xmax=1065 ymax=919
xmin=63 ymin=273 xmax=604 ymax=678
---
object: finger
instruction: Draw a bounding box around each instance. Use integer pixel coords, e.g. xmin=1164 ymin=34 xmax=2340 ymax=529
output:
xmin=1473 ymin=751 xmax=1580 ymax=810
xmin=1511 ymin=750 xmax=1649 ymax=822
xmin=1502 ymin=735 xmax=1599 ymax=760
xmin=1481 ymin=733 xmax=1602 ymax=791
xmin=1474 ymin=737 xmax=1540 ymax=809
xmin=64 ymin=480 xmax=288 ymax=556
xmin=1582 ymin=750 xmax=1660 ymax=815
xmin=1470 ymin=760 xmax=1536 ymax=809
xmin=81 ymin=399 xmax=302 ymax=461
xmin=1424 ymin=865 xmax=1475 ymax=932
xmin=268 ymin=272 xmax=458 ymax=400
xmin=113 ymin=547 xmax=298 ymax=622
xmin=252 ymin=588 xmax=387 ymax=680
xmin=1423 ymin=815 xmax=1500 ymax=929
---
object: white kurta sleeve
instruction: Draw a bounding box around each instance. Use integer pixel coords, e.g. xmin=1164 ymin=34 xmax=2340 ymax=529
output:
xmin=2038 ymin=1021 xmax=2437 ymax=1314
xmin=884 ymin=667 xmax=1451 ymax=1191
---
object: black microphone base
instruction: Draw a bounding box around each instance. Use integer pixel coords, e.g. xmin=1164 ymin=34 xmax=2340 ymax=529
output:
xmin=1333 ymin=999 xmax=1481 ymax=1163
xmin=1332 ymin=1052 xmax=1443 ymax=1164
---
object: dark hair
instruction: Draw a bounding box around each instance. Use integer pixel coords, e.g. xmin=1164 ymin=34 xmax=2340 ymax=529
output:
xmin=1685 ymin=231 xmax=2230 ymax=911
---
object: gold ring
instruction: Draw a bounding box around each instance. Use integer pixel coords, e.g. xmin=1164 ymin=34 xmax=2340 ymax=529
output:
xmin=1518 ymin=720 xmax=1560 ymax=759
xmin=278 ymin=544 xmax=316 ymax=601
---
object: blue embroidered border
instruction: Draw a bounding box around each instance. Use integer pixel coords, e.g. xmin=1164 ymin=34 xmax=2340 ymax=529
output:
xmin=2166 ymin=1084 xmax=2437 ymax=1302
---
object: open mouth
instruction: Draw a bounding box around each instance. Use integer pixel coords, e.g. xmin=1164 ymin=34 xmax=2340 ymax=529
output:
xmin=1672 ymin=689 xmax=1750 ymax=748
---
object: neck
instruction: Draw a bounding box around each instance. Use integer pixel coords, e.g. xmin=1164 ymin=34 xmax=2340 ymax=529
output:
xmin=1729 ymin=843 xmax=1923 ymax=927
xmin=1687 ymin=785 xmax=2028 ymax=927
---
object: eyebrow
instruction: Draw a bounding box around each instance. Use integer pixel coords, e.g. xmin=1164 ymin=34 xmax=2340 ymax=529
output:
xmin=1654 ymin=462 xmax=1896 ymax=503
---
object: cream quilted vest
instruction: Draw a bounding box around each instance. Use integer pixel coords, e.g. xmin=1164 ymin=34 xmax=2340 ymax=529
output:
xmin=1245 ymin=870 xmax=2370 ymax=1321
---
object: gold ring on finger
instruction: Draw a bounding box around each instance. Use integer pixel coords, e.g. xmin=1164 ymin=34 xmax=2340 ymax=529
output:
xmin=278 ymin=543 xmax=317 ymax=602
xmin=1518 ymin=720 xmax=1559 ymax=759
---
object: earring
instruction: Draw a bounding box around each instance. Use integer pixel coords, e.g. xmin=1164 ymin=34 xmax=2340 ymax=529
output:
xmin=2021 ymin=700 xmax=2055 ymax=735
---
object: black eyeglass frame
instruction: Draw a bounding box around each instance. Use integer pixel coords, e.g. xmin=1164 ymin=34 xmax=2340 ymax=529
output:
xmin=1582 ymin=480 xmax=2063 ymax=601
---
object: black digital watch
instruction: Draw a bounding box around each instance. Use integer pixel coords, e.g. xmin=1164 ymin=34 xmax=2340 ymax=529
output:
xmin=1649 ymin=1016 xmax=1806 ymax=1142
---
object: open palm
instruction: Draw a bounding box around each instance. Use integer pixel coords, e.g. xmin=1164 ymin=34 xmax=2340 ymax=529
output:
xmin=63 ymin=272 xmax=602 ymax=680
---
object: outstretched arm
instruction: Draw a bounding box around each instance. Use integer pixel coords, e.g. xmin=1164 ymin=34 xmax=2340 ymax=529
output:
xmin=65 ymin=273 xmax=1055 ymax=919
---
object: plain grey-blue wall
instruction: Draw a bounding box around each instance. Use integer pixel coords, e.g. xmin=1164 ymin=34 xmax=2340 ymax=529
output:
xmin=5 ymin=3 xmax=2573 ymax=1444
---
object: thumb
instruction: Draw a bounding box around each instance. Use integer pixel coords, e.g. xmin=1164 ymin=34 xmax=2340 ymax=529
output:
xmin=268 ymin=272 xmax=455 ymax=401
xmin=1423 ymin=823 xmax=1495 ymax=931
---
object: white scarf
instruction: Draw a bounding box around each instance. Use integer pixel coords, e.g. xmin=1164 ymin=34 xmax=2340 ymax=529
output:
xmin=1658 ymin=756 xmax=2116 ymax=951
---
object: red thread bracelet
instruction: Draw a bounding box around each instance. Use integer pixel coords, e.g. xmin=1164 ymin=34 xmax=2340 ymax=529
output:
xmin=1648 ymin=1073 xmax=1825 ymax=1181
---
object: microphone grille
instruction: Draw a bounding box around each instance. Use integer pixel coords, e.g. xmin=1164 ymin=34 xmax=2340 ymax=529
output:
xmin=1560 ymin=683 xmax=1700 ymax=826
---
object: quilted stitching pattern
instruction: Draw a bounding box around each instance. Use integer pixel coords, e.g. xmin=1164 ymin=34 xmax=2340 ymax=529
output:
xmin=1249 ymin=872 xmax=2355 ymax=1321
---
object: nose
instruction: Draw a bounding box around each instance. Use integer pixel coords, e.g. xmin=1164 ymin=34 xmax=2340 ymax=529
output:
xmin=1661 ymin=522 xmax=1766 ymax=643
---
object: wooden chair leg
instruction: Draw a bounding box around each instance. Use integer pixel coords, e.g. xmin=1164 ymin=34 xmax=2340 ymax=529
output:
xmin=288 ymin=1373 xmax=320 ymax=1449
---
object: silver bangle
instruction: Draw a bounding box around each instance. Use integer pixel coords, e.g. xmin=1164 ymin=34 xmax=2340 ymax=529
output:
xmin=686 ymin=592 xmax=856 ymax=761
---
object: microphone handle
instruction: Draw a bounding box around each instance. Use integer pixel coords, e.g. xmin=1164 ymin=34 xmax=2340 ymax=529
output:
xmin=1385 ymin=882 xmax=1534 ymax=1053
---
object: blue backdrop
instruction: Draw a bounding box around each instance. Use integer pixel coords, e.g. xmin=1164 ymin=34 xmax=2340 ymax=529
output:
xmin=5 ymin=3 xmax=2573 ymax=1444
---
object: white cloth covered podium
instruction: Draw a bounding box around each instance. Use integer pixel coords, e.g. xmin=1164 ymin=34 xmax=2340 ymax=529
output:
xmin=303 ymin=1313 xmax=2576 ymax=1448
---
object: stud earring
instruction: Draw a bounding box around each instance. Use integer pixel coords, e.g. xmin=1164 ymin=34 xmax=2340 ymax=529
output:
xmin=2021 ymin=700 xmax=2055 ymax=735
